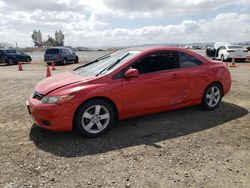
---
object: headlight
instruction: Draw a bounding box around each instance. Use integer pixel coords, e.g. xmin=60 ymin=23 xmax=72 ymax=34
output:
xmin=41 ymin=95 xmax=74 ymax=104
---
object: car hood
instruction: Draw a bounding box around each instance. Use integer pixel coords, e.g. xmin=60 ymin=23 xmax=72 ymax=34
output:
xmin=35 ymin=71 xmax=93 ymax=95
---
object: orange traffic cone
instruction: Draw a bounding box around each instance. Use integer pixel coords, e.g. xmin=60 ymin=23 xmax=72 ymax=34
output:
xmin=18 ymin=62 xmax=23 ymax=71
xmin=51 ymin=61 xmax=56 ymax=70
xmin=229 ymin=57 xmax=237 ymax=68
xmin=46 ymin=66 xmax=51 ymax=77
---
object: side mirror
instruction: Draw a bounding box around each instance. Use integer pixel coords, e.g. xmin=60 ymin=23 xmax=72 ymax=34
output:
xmin=72 ymin=52 xmax=76 ymax=55
xmin=124 ymin=68 xmax=139 ymax=78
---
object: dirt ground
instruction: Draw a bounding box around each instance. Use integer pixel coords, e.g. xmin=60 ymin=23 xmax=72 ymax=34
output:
xmin=0 ymin=52 xmax=250 ymax=188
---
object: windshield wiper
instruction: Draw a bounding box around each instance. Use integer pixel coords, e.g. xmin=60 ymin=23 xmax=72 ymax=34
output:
xmin=96 ymin=53 xmax=130 ymax=76
xmin=73 ymin=51 xmax=115 ymax=71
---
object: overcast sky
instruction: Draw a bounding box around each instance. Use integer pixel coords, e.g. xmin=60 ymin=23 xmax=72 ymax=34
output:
xmin=0 ymin=0 xmax=249 ymax=47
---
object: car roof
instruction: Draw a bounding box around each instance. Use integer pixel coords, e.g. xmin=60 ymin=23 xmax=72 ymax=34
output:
xmin=124 ymin=46 xmax=188 ymax=51
xmin=2 ymin=48 xmax=16 ymax=50
xmin=214 ymin=42 xmax=231 ymax=49
xmin=123 ymin=46 xmax=198 ymax=55
xmin=121 ymin=46 xmax=210 ymax=64
xmin=46 ymin=47 xmax=69 ymax=49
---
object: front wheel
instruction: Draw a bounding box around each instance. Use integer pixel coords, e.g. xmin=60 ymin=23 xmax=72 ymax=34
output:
xmin=202 ymin=83 xmax=222 ymax=110
xmin=74 ymin=100 xmax=115 ymax=137
xmin=26 ymin=57 xmax=32 ymax=62
xmin=7 ymin=58 xmax=14 ymax=65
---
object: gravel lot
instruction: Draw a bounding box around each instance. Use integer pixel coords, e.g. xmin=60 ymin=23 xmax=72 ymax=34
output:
xmin=0 ymin=51 xmax=250 ymax=187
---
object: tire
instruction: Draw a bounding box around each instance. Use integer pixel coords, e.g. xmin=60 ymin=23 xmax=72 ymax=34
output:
xmin=63 ymin=58 xmax=67 ymax=65
xmin=202 ymin=83 xmax=222 ymax=110
xmin=74 ymin=99 xmax=115 ymax=137
xmin=7 ymin=58 xmax=14 ymax=65
xmin=26 ymin=57 xmax=32 ymax=62
xmin=75 ymin=56 xmax=79 ymax=63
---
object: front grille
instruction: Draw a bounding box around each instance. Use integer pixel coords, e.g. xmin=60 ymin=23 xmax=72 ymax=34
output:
xmin=32 ymin=91 xmax=44 ymax=101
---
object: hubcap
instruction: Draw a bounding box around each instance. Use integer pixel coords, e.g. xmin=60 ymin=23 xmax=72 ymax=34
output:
xmin=206 ymin=86 xmax=221 ymax=108
xmin=81 ymin=105 xmax=110 ymax=134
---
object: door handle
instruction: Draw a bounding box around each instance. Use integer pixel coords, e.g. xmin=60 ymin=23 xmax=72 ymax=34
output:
xmin=173 ymin=73 xmax=179 ymax=78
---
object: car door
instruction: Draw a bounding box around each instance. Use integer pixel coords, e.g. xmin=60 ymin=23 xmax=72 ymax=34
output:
xmin=63 ymin=49 xmax=69 ymax=61
xmin=120 ymin=51 xmax=185 ymax=117
xmin=68 ymin=48 xmax=75 ymax=61
xmin=178 ymin=51 xmax=207 ymax=103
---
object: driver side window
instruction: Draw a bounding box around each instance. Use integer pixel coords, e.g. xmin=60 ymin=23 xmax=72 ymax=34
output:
xmin=132 ymin=51 xmax=178 ymax=74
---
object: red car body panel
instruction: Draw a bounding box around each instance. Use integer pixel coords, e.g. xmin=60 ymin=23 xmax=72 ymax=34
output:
xmin=28 ymin=47 xmax=231 ymax=131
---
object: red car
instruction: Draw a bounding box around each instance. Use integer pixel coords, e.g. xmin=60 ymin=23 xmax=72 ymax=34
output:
xmin=27 ymin=47 xmax=231 ymax=137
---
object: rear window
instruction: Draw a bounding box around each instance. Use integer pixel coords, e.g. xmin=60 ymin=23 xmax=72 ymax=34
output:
xmin=179 ymin=52 xmax=203 ymax=68
xmin=45 ymin=49 xmax=59 ymax=54
xmin=228 ymin=46 xmax=243 ymax=49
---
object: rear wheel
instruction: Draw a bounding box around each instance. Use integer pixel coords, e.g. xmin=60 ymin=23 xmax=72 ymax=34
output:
xmin=63 ymin=58 xmax=67 ymax=65
xmin=75 ymin=57 xmax=79 ymax=63
xmin=74 ymin=99 xmax=115 ymax=137
xmin=202 ymin=83 xmax=222 ymax=110
xmin=7 ymin=58 xmax=14 ymax=65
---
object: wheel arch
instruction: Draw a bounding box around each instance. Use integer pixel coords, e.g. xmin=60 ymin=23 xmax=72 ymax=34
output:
xmin=73 ymin=96 xmax=119 ymax=129
xmin=205 ymin=81 xmax=224 ymax=96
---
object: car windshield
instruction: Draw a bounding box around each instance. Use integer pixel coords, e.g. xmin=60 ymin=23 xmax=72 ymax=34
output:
xmin=228 ymin=46 xmax=243 ymax=49
xmin=74 ymin=50 xmax=141 ymax=76
xmin=45 ymin=49 xmax=59 ymax=54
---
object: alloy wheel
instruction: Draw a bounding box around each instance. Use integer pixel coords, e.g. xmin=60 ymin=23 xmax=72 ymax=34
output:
xmin=81 ymin=105 xmax=110 ymax=134
xmin=206 ymin=86 xmax=221 ymax=108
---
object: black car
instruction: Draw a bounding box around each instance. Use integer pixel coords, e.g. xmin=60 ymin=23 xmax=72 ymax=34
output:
xmin=44 ymin=47 xmax=78 ymax=65
xmin=0 ymin=49 xmax=32 ymax=65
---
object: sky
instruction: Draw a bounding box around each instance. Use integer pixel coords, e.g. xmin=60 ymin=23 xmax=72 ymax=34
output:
xmin=0 ymin=0 xmax=249 ymax=47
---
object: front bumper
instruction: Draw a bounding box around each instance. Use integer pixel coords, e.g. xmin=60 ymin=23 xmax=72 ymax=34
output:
xmin=26 ymin=97 xmax=75 ymax=131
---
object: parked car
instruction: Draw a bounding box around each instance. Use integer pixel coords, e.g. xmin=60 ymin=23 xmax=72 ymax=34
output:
xmin=44 ymin=47 xmax=78 ymax=65
xmin=0 ymin=49 xmax=32 ymax=65
xmin=206 ymin=42 xmax=248 ymax=62
xmin=27 ymin=47 xmax=231 ymax=137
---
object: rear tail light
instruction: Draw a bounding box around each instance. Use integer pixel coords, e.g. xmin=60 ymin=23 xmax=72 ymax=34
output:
xmin=227 ymin=50 xmax=235 ymax=52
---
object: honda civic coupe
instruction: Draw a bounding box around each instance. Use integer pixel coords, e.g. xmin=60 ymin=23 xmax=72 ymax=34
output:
xmin=27 ymin=47 xmax=231 ymax=137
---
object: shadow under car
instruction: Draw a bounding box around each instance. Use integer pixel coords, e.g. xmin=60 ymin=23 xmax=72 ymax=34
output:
xmin=29 ymin=101 xmax=248 ymax=158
